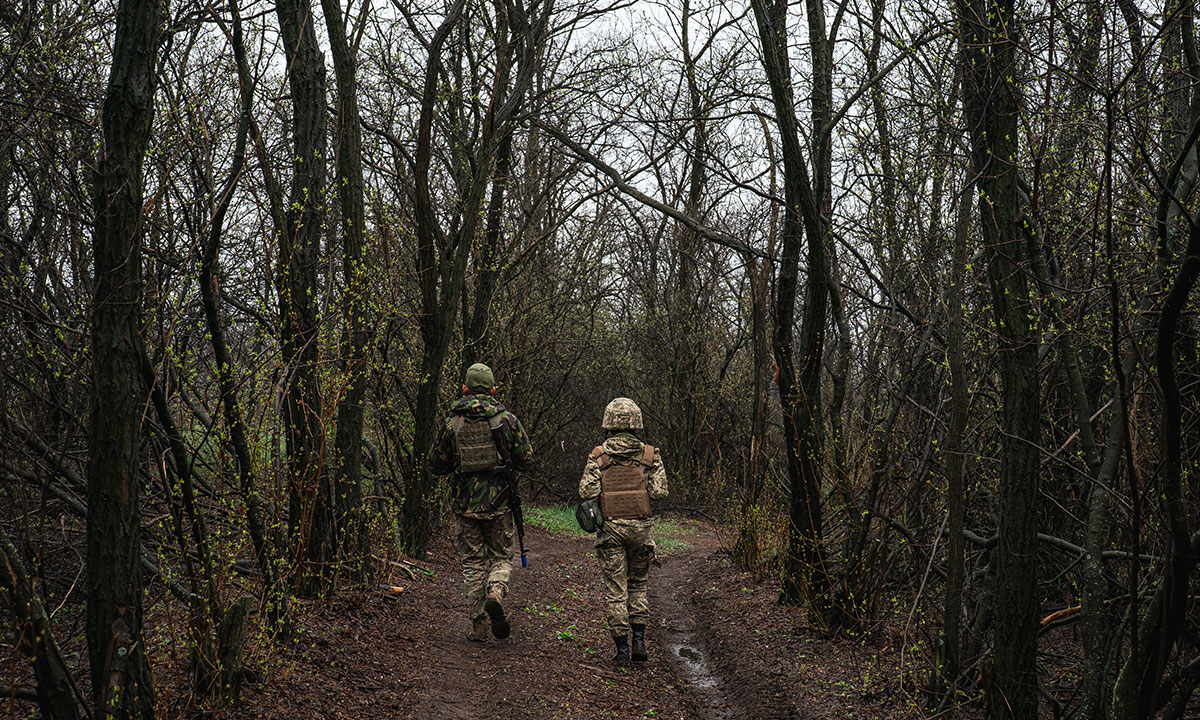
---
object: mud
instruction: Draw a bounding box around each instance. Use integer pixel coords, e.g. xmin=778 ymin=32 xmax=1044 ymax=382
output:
xmin=651 ymin=543 xmax=738 ymax=719
xmin=8 ymin=515 xmax=988 ymax=719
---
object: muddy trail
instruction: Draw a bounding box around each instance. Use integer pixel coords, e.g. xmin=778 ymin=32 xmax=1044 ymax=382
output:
xmin=230 ymin=516 xmax=925 ymax=719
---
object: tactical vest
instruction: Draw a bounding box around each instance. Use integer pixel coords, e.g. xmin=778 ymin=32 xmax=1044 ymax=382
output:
xmin=452 ymin=415 xmax=503 ymax=473
xmin=591 ymin=444 xmax=656 ymax=520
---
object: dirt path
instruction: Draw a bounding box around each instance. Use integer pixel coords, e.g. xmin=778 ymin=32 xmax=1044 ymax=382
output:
xmin=388 ymin=522 xmax=701 ymax=719
xmin=649 ymin=529 xmax=742 ymax=720
xmin=230 ymin=516 xmax=925 ymax=720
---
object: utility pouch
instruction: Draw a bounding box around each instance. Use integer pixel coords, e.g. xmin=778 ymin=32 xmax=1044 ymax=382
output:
xmin=575 ymin=497 xmax=602 ymax=533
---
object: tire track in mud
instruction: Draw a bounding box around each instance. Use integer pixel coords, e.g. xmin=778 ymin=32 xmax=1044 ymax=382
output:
xmin=650 ymin=547 xmax=741 ymax=720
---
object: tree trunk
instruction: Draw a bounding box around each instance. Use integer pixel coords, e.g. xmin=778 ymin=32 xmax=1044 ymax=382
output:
xmin=958 ymin=1 xmax=1040 ymax=718
xmin=464 ymin=115 xmax=516 ymax=367
xmin=940 ymin=184 xmax=971 ymax=690
xmin=1110 ymin=126 xmax=1200 ymax=720
xmin=400 ymin=0 xmax=551 ymax=558
xmin=140 ymin=349 xmax=221 ymax=694
xmin=0 ymin=525 xmax=83 ymax=720
xmin=322 ymin=0 xmax=372 ymax=580
xmin=202 ymin=0 xmax=291 ymax=640
xmin=749 ymin=0 xmax=834 ymax=623
xmin=398 ymin=0 xmax=471 ymax=560
xmin=86 ymin=0 xmax=162 ymax=716
xmin=275 ymin=0 xmax=331 ymax=597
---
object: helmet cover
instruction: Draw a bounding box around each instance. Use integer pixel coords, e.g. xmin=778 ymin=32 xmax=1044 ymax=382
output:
xmin=602 ymin=397 xmax=644 ymax=431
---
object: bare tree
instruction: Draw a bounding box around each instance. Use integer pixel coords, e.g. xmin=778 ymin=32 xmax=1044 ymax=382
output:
xmin=397 ymin=0 xmax=555 ymax=558
xmin=748 ymin=0 xmax=836 ymax=622
xmin=86 ymin=0 xmax=163 ymax=715
xmin=275 ymin=0 xmax=332 ymax=595
xmin=322 ymin=0 xmax=372 ymax=578
xmin=958 ymin=0 xmax=1040 ymax=717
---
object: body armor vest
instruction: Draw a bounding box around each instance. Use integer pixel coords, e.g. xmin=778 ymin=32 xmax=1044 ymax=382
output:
xmin=453 ymin=415 xmax=502 ymax=473
xmin=591 ymin=444 xmax=656 ymax=520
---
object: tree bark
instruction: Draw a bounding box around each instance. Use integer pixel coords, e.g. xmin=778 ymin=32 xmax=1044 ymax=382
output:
xmin=958 ymin=2 xmax=1040 ymax=718
xmin=86 ymin=0 xmax=162 ymax=715
xmin=275 ymin=0 xmax=331 ymax=596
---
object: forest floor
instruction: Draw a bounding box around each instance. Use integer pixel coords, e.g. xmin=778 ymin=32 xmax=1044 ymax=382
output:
xmin=1 ymin=511 xmax=974 ymax=719
xmin=222 ymin=511 xmax=956 ymax=720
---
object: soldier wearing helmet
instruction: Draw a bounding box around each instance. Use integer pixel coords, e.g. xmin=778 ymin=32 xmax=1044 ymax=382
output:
xmin=577 ymin=397 xmax=668 ymax=664
xmin=430 ymin=363 xmax=534 ymax=642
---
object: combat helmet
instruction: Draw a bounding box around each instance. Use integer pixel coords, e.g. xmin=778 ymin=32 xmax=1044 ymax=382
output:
xmin=602 ymin=397 xmax=644 ymax=431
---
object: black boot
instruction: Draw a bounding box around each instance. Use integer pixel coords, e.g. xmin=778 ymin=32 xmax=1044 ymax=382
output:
xmin=612 ymin=634 xmax=631 ymax=664
xmin=631 ymin=623 xmax=647 ymax=662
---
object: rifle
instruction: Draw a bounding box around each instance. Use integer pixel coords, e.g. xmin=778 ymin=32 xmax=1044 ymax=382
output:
xmin=489 ymin=425 xmax=528 ymax=567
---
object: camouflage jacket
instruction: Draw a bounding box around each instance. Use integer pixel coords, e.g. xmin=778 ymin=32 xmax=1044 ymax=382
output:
xmin=430 ymin=394 xmax=534 ymax=516
xmin=578 ymin=433 xmax=668 ymax=526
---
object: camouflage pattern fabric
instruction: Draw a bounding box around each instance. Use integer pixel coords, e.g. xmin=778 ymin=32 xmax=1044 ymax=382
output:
xmin=601 ymin=397 xmax=644 ymax=430
xmin=579 ymin=432 xmax=668 ymax=637
xmin=595 ymin=520 xmax=655 ymax=637
xmin=430 ymin=394 xmax=534 ymax=515
xmin=456 ymin=512 xmax=514 ymax=620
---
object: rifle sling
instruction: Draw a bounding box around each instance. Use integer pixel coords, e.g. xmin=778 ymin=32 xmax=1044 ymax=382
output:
xmin=485 ymin=423 xmax=517 ymax=515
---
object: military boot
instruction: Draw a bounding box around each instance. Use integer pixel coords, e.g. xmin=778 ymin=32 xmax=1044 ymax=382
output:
xmin=484 ymin=589 xmax=510 ymax=639
xmin=612 ymin=634 xmax=631 ymax=664
xmin=467 ymin=617 xmax=489 ymax=642
xmin=631 ymin=623 xmax=647 ymax=662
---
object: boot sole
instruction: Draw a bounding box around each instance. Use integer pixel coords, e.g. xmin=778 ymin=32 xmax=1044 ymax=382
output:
xmin=632 ymin=649 xmax=647 ymax=661
xmin=485 ymin=597 xmax=510 ymax=639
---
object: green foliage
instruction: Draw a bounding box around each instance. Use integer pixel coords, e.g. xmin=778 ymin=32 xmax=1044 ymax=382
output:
xmin=524 ymin=505 xmax=592 ymax=538
xmin=523 ymin=505 xmax=693 ymax=554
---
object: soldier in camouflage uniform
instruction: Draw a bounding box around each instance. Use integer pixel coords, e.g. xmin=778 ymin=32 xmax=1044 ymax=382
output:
xmin=578 ymin=397 xmax=668 ymax=664
xmin=431 ymin=363 xmax=534 ymax=641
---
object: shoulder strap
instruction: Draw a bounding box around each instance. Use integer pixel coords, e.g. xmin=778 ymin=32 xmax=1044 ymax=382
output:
xmin=489 ymin=415 xmax=511 ymax=463
xmin=590 ymin=446 xmax=610 ymax=471
xmin=639 ymin=444 xmax=656 ymax=468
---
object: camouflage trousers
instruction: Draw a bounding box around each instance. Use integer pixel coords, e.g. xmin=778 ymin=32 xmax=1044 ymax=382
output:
xmin=595 ymin=520 xmax=655 ymax=638
xmin=456 ymin=511 xmax=514 ymax=620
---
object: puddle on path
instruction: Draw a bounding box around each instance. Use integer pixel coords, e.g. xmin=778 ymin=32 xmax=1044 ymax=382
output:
xmin=667 ymin=641 xmax=718 ymax=690
xmin=659 ymin=629 xmax=732 ymax=718
xmin=647 ymin=544 xmax=746 ymax=719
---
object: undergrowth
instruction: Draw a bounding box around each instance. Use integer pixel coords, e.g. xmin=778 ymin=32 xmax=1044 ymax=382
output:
xmin=524 ymin=505 xmax=693 ymax=552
